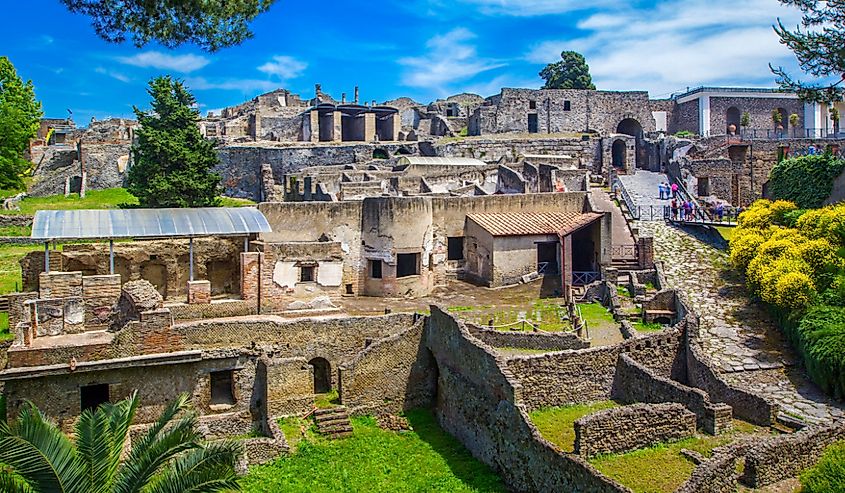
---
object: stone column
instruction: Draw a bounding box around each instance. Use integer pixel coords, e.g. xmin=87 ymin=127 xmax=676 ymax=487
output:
xmin=332 ymin=111 xmax=342 ymax=142
xmin=240 ymin=252 xmax=261 ymax=305
xmin=390 ymin=113 xmax=400 ymax=141
xmin=637 ymin=236 xmax=655 ymax=270
xmin=309 ymin=111 xmax=319 ymax=143
xmin=364 ymin=113 xmax=376 ymax=142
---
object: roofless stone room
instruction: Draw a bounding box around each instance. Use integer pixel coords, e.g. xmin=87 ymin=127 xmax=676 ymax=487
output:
xmin=1 ymin=0 xmax=845 ymax=491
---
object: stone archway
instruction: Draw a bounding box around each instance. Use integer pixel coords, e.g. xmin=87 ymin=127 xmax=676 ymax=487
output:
xmin=612 ymin=139 xmax=627 ymax=171
xmin=308 ymin=357 xmax=331 ymax=394
xmin=617 ymin=119 xmax=644 ymax=168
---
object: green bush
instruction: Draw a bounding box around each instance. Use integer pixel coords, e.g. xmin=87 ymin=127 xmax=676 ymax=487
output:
xmin=792 ymin=306 xmax=845 ymax=399
xmin=769 ymin=153 xmax=845 ymax=209
xmin=801 ymin=440 xmax=845 ymax=493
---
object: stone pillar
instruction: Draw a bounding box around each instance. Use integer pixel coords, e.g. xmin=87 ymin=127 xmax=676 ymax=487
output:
xmin=364 ymin=113 xmax=376 ymax=142
xmin=240 ymin=252 xmax=261 ymax=304
xmin=309 ymin=111 xmax=319 ymax=143
xmin=332 ymin=111 xmax=342 ymax=142
xmin=354 ymin=86 xmax=359 ymax=104
xmin=79 ymin=170 xmax=87 ymax=198
xmin=303 ymin=177 xmax=313 ymax=201
xmin=341 ymin=93 xmax=346 ymax=104
xmin=187 ymin=280 xmax=211 ymax=305
xmin=390 ymin=113 xmax=400 ymax=141
xmin=638 ymin=236 xmax=655 ymax=270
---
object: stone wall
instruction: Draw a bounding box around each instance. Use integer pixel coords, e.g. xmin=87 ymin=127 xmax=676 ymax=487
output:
xmin=741 ymin=422 xmax=845 ymax=488
xmin=259 ymin=356 xmax=313 ymax=417
xmin=676 ymin=442 xmax=748 ymax=493
xmin=573 ymin=403 xmax=695 ymax=458
xmin=612 ymin=354 xmax=732 ymax=434
xmin=467 ymin=324 xmax=589 ymax=351
xmin=506 ymin=328 xmax=685 ymax=411
xmin=339 ymin=318 xmax=436 ymax=414
xmin=426 ymin=306 xmax=630 ymax=493
xmin=432 ymin=136 xmax=600 ymax=166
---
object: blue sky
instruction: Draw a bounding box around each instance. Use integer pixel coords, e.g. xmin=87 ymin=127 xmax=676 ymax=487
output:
xmin=5 ymin=0 xmax=806 ymax=124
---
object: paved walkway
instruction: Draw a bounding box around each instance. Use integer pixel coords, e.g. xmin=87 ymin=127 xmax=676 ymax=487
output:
xmin=618 ymin=170 xmax=673 ymax=219
xmin=639 ymin=221 xmax=844 ymax=424
xmin=590 ymin=187 xmax=635 ymax=250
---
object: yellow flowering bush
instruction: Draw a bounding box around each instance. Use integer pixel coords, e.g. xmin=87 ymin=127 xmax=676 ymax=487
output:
xmin=796 ymin=204 xmax=845 ymax=243
xmin=774 ymin=272 xmax=816 ymax=310
xmin=729 ymin=232 xmax=766 ymax=271
xmin=760 ymin=257 xmax=811 ymax=304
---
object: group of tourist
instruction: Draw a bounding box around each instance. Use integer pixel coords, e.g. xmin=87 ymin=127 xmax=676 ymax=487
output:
xmin=669 ymin=199 xmax=698 ymax=221
xmin=657 ymin=181 xmax=678 ymax=200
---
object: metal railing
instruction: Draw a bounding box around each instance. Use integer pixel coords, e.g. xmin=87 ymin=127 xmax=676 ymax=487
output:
xmin=664 ymin=205 xmax=739 ymax=226
xmin=713 ymin=128 xmax=845 ymax=140
xmin=572 ymin=271 xmax=600 ymax=286
xmin=612 ymin=176 xmax=640 ymax=220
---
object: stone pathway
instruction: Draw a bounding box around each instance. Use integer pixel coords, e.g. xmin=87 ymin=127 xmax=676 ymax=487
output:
xmin=590 ymin=187 xmax=635 ymax=249
xmin=618 ymin=170 xmax=673 ymax=219
xmin=639 ymin=221 xmax=844 ymax=424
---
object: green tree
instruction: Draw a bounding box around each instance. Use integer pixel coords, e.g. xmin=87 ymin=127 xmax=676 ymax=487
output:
xmin=772 ymin=1 xmax=845 ymax=102
xmin=741 ymin=111 xmax=752 ymax=128
xmin=0 ymin=392 xmax=241 ymax=492
xmin=128 ymin=76 xmax=222 ymax=208
xmin=0 ymin=57 xmax=42 ymax=191
xmin=539 ymin=51 xmax=596 ymax=90
xmin=59 ymin=0 xmax=275 ymax=52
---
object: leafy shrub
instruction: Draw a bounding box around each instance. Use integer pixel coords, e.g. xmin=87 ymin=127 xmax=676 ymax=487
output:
xmin=801 ymin=440 xmax=845 ymax=493
xmin=768 ymin=153 xmax=845 ymax=209
xmin=774 ymin=271 xmax=816 ymax=310
xmin=729 ymin=232 xmax=766 ymax=271
xmin=794 ymin=306 xmax=845 ymax=399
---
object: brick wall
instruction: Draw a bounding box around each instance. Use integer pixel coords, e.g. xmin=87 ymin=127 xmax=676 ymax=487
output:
xmin=467 ymin=323 xmax=589 ymax=351
xmin=574 ymin=403 xmax=696 ymax=458
xmin=259 ymin=356 xmax=314 ymax=417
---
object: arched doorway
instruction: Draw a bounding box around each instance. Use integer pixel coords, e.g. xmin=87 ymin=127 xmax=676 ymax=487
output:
xmin=308 ymin=357 xmax=331 ymax=394
xmin=373 ymin=148 xmax=389 ymax=160
xmin=616 ymin=119 xmax=644 ymax=169
xmin=726 ymin=107 xmax=740 ymax=135
xmin=616 ymin=118 xmax=643 ymax=138
xmin=612 ymin=140 xmax=627 ymax=171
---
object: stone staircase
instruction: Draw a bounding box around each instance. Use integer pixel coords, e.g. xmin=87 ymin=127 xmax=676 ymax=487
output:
xmin=313 ymin=406 xmax=353 ymax=439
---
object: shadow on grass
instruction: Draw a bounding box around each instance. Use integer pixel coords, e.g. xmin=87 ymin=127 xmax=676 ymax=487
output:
xmin=404 ymin=408 xmax=508 ymax=492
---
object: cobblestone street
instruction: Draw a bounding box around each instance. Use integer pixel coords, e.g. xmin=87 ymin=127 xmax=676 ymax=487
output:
xmin=616 ymin=171 xmax=844 ymax=424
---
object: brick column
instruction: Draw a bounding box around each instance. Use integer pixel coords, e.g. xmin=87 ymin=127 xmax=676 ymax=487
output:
xmin=240 ymin=252 xmax=261 ymax=304
xmin=332 ymin=111 xmax=342 ymax=142
xmin=638 ymin=236 xmax=655 ymax=270
xmin=364 ymin=113 xmax=376 ymax=142
xmin=187 ymin=280 xmax=211 ymax=304
xmin=309 ymin=111 xmax=319 ymax=143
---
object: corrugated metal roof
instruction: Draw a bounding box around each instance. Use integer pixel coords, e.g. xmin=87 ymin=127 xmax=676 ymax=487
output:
xmin=397 ymin=156 xmax=486 ymax=166
xmin=31 ymin=207 xmax=272 ymax=241
xmin=467 ymin=211 xmax=602 ymax=237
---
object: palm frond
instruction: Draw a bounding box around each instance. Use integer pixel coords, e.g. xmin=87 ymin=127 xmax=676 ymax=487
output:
xmin=113 ymin=394 xmax=199 ymax=493
xmin=143 ymin=441 xmax=242 ymax=493
xmin=75 ymin=406 xmax=119 ymax=493
xmin=0 ymin=403 xmax=84 ymax=493
xmin=0 ymin=465 xmax=36 ymax=493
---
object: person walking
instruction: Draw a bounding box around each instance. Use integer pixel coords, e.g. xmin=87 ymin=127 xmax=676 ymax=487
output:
xmin=671 ymin=182 xmax=679 ymax=198
xmin=671 ymin=198 xmax=678 ymax=220
xmin=658 ymin=182 xmax=665 ymax=199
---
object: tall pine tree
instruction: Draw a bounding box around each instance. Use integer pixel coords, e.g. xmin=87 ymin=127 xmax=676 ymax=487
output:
xmin=0 ymin=56 xmax=42 ymax=190
xmin=128 ymin=76 xmax=221 ymax=208
xmin=772 ymin=1 xmax=845 ymax=102
xmin=539 ymin=51 xmax=596 ymax=90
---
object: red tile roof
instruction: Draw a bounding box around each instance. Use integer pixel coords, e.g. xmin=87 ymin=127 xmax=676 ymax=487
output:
xmin=467 ymin=211 xmax=602 ymax=237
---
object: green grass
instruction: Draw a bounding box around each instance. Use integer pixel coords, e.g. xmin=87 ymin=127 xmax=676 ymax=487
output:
xmin=714 ymin=226 xmax=734 ymax=243
xmin=8 ymin=188 xmax=138 ymax=215
xmin=244 ymin=409 xmax=506 ymax=492
xmin=589 ymin=420 xmax=765 ymax=493
xmin=0 ymin=225 xmax=31 ymax=237
xmin=449 ymin=299 xmax=572 ymax=332
xmin=529 ymin=401 xmax=618 ymax=452
xmin=577 ymin=302 xmax=616 ymax=327
xmin=315 ymin=389 xmax=340 ymax=409
xmin=632 ymin=321 xmax=664 ymax=333
xmin=219 ymin=196 xmax=257 ymax=207
xmin=277 ymin=416 xmax=315 ymax=452
xmin=617 ymin=285 xmax=631 ymax=298
xmin=0 ymin=313 xmax=11 ymax=341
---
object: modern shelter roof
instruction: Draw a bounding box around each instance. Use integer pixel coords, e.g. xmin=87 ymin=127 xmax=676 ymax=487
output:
xmin=467 ymin=211 xmax=602 ymax=237
xmin=397 ymin=156 xmax=486 ymax=166
xmin=31 ymin=207 xmax=272 ymax=241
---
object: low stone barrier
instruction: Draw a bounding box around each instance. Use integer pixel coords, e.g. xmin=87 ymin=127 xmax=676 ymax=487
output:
xmin=676 ymin=442 xmax=749 ymax=493
xmin=0 ymin=215 xmax=33 ymax=227
xmin=612 ymin=354 xmax=733 ymax=434
xmin=742 ymin=422 xmax=845 ymax=487
xmin=574 ymin=403 xmax=695 ymax=458
xmin=169 ymin=300 xmax=257 ymax=321
xmin=467 ymin=324 xmax=589 ymax=351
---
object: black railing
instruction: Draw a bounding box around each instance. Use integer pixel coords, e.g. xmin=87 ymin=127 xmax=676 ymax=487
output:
xmin=664 ymin=205 xmax=739 ymax=226
xmin=714 ymin=128 xmax=844 ymax=140
xmin=573 ymin=271 xmax=600 ymax=286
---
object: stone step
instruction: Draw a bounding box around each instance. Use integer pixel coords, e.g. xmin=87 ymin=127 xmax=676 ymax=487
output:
xmin=326 ymin=430 xmax=353 ymax=439
xmin=320 ymin=424 xmax=353 ymax=434
xmin=315 ymin=417 xmax=350 ymax=427
xmin=314 ymin=406 xmax=347 ymax=416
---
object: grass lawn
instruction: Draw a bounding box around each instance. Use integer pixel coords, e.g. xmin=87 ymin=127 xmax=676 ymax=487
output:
xmin=632 ymin=321 xmax=664 ymax=333
xmin=714 ymin=226 xmax=734 ymax=243
xmin=529 ymin=401 xmax=619 ymax=452
xmin=576 ymin=302 xmax=623 ymax=345
xmin=448 ymin=298 xmax=572 ymax=332
xmin=243 ymin=409 xmax=506 ymax=493
xmin=589 ymin=420 xmax=765 ymax=493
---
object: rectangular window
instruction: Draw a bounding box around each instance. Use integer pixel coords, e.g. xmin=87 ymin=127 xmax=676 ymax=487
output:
xmin=529 ymin=100 xmax=537 ymax=110
xmin=369 ymin=259 xmax=382 ymax=279
xmin=80 ymin=384 xmax=110 ymax=412
xmin=563 ymin=100 xmax=571 ymax=111
xmin=396 ymin=253 xmax=420 ymax=278
xmin=528 ymin=114 xmax=539 ymax=133
xmin=300 ymin=265 xmax=315 ymax=282
xmin=447 ymin=237 xmax=464 ymax=261
xmin=210 ymin=370 xmax=235 ymax=405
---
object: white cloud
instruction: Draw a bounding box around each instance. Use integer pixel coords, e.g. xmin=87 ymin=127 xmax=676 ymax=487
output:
xmin=257 ymin=55 xmax=308 ymax=80
xmin=526 ymin=0 xmax=803 ymax=96
xmin=184 ymin=76 xmax=278 ymax=93
xmin=456 ymin=0 xmax=611 ymax=16
xmin=95 ymin=67 xmax=130 ymax=83
xmin=399 ymin=28 xmax=505 ymax=92
xmin=117 ymin=51 xmax=210 ymax=73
